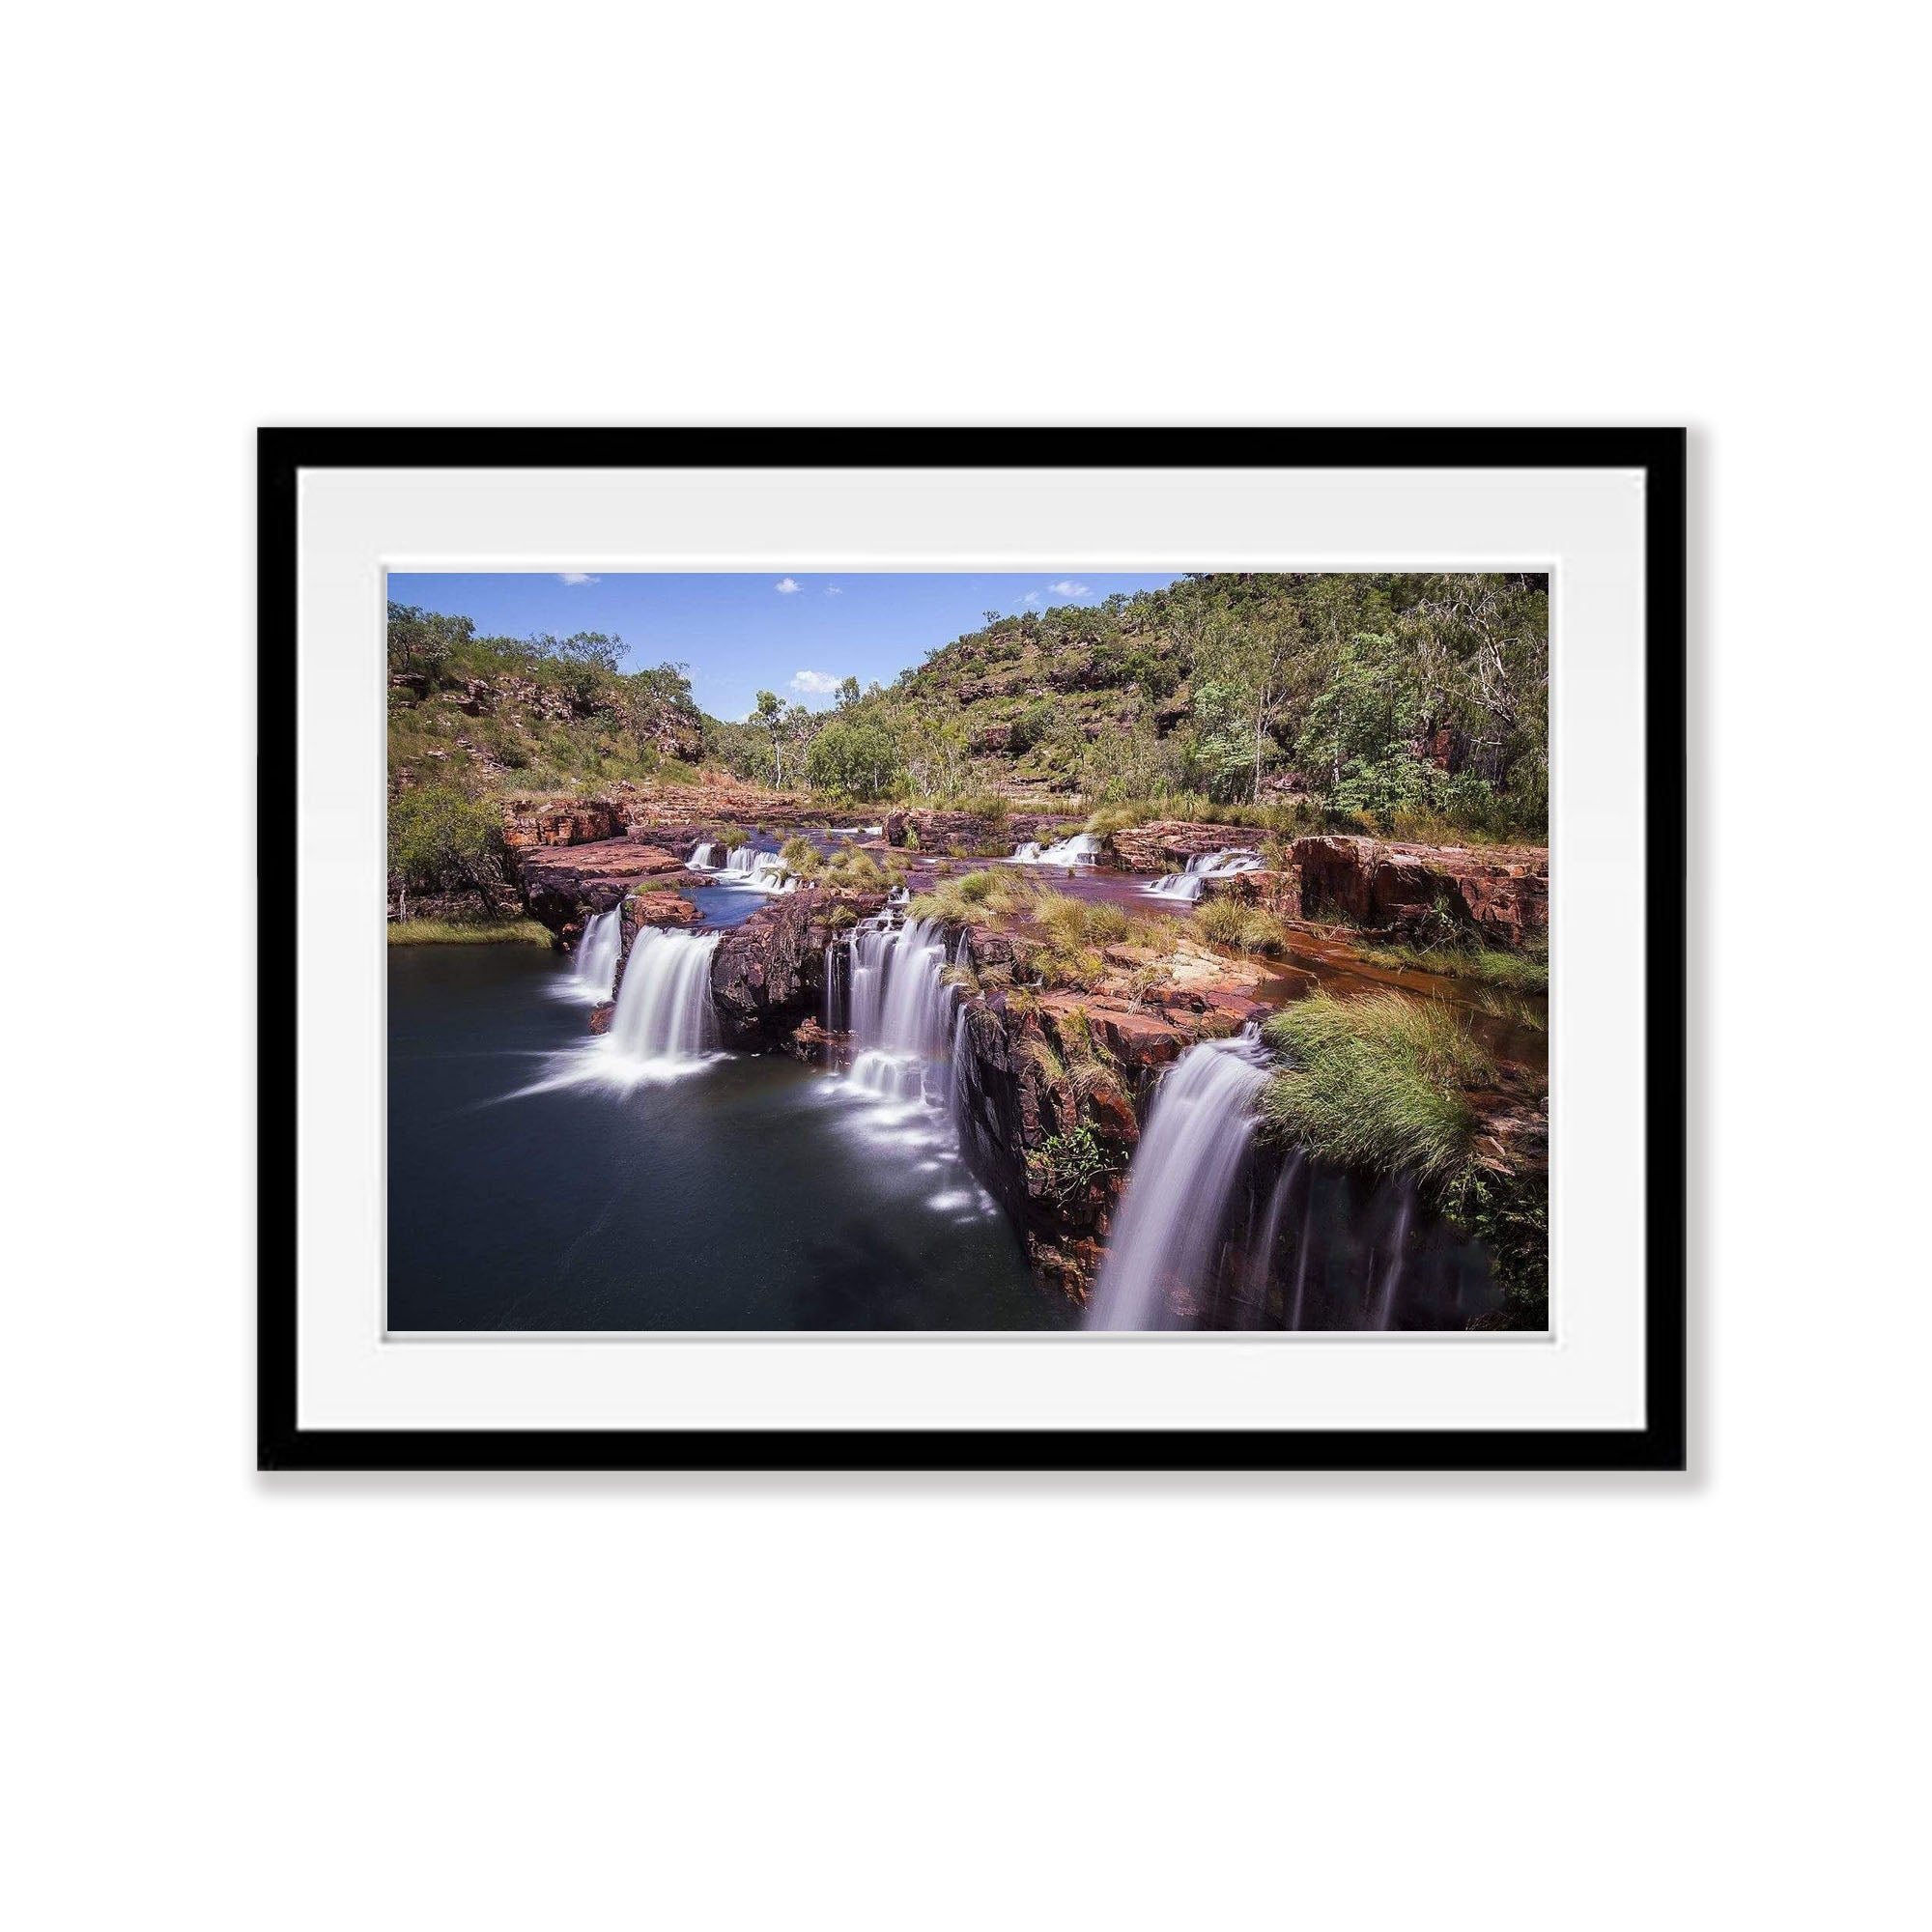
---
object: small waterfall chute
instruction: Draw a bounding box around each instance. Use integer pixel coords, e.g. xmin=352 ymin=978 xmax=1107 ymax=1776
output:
xmin=719 ymin=846 xmax=793 ymax=893
xmin=609 ymin=929 xmax=721 ymax=1064
xmin=1007 ymin=833 xmax=1102 ymax=867
xmin=843 ymin=916 xmax=956 ymax=1106
xmin=1088 ymin=1036 xmax=1273 ymax=1330
xmin=570 ymin=907 xmax=623 ymax=1001
xmin=1142 ymin=847 xmax=1263 ymax=899
xmin=688 ymin=840 xmax=721 ymax=870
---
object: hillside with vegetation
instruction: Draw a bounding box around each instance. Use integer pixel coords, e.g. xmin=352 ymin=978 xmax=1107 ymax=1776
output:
xmin=387 ymin=574 xmax=1549 ymax=915
xmin=703 ymin=571 xmax=1548 ymax=842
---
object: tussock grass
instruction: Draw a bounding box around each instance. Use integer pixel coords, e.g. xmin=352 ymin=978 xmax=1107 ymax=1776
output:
xmin=1084 ymin=794 xmax=1332 ymax=838
xmin=907 ymin=873 xmax=1166 ymax=991
xmin=1359 ymin=934 xmax=1549 ymax=995
xmin=387 ymin=918 xmax=553 ymax=947
xmin=1194 ymin=898 xmax=1289 ymax=956
xmin=1261 ymin=993 xmax=1493 ymax=1191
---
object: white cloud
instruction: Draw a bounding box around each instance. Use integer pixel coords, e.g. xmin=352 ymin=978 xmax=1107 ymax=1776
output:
xmin=557 ymin=572 xmax=600 ymax=585
xmin=790 ymin=669 xmax=843 ymax=696
xmin=824 ymin=584 xmax=842 ymax=596
xmin=1020 ymin=591 xmax=1043 ymax=608
xmin=1047 ymin=579 xmax=1091 ymax=597
xmin=775 ymin=577 xmax=802 ymax=594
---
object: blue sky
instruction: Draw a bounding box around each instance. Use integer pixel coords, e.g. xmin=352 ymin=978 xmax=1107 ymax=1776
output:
xmin=385 ymin=571 xmax=1185 ymax=722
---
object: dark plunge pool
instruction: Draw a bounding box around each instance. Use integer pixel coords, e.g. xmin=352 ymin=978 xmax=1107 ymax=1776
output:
xmin=386 ymin=943 xmax=1065 ymax=1331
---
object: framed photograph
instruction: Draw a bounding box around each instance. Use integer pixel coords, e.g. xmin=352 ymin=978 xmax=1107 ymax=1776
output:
xmin=260 ymin=427 xmax=1685 ymax=1470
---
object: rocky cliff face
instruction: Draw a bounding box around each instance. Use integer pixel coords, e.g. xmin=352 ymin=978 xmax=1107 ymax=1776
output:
xmin=502 ymin=800 xmax=626 ymax=850
xmin=1292 ymin=835 xmax=1548 ymax=946
xmin=1105 ymin=820 xmax=1257 ymax=872
xmin=944 ymin=924 xmax=1269 ymax=1300
xmin=708 ymin=890 xmax=887 ymax=1049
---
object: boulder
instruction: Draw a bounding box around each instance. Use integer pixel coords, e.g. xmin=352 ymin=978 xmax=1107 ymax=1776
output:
xmin=624 ymin=890 xmax=699 ymax=931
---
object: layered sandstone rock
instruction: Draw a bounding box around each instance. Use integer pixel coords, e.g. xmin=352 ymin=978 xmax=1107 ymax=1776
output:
xmin=502 ymin=800 xmax=625 ymax=850
xmin=516 ymin=837 xmax=695 ymax=933
xmin=1291 ymin=836 xmax=1548 ymax=947
xmin=1104 ymin=820 xmax=1259 ymax=873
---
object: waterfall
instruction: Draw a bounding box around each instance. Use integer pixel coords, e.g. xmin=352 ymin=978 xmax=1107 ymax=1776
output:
xmin=822 ymin=940 xmax=846 ymax=1034
xmin=1008 ymin=833 xmax=1102 ymax=867
xmin=1087 ymin=1036 xmax=1273 ymax=1330
xmin=688 ymin=840 xmax=721 ymax=870
xmin=720 ymin=846 xmax=793 ymax=892
xmin=609 ymin=929 xmax=721 ymax=1063
xmin=570 ymin=908 xmax=622 ymax=1000
xmin=846 ymin=916 xmax=954 ymax=1102
xmin=1143 ymin=847 xmax=1263 ymax=900
xmin=1239 ymin=1151 xmax=1304 ymax=1327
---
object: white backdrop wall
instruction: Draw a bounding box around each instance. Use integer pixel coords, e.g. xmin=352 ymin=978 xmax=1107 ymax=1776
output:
xmin=4 ymin=5 xmax=1923 ymax=1929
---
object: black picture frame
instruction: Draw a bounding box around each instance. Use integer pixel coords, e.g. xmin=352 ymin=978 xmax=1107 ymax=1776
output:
xmin=258 ymin=427 xmax=1686 ymax=1473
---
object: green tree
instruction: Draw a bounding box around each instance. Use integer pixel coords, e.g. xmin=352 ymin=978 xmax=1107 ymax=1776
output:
xmin=807 ymin=718 xmax=902 ymax=797
xmin=387 ymin=602 xmax=474 ymax=685
xmin=387 ymin=780 xmax=504 ymax=912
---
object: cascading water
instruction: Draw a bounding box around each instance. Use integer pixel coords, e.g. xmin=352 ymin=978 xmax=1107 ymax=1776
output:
xmin=845 ymin=916 xmax=954 ymax=1102
xmin=570 ymin=907 xmax=622 ymax=1000
xmin=1143 ymin=848 xmax=1264 ymax=900
xmin=1007 ymin=833 xmax=1103 ymax=867
xmin=688 ymin=840 xmax=721 ymax=870
xmin=822 ymin=940 xmax=846 ymax=1034
xmin=608 ymin=929 xmax=721 ymax=1063
xmin=719 ymin=846 xmax=794 ymax=893
xmin=1087 ymin=1035 xmax=1273 ymax=1330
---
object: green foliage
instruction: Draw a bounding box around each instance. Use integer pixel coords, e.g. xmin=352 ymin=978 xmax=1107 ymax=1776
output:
xmin=387 ymin=779 xmax=505 ymax=897
xmin=1462 ymin=1164 xmax=1549 ymax=1329
xmin=956 ymin=788 xmax=1009 ymax=827
xmin=1260 ymin=993 xmax=1494 ymax=1193
xmin=1360 ymin=932 xmax=1550 ymax=995
xmin=1008 ymin=700 xmax=1056 ymax=753
xmin=852 ymin=572 xmax=1547 ymax=835
xmin=806 ymin=717 xmax=902 ymax=797
xmin=1025 ymin=1124 xmax=1113 ymax=1203
xmin=778 ymin=834 xmax=822 ymax=879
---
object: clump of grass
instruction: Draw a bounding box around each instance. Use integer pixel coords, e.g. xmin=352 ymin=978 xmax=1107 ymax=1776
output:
xmin=908 ymin=867 xmax=1037 ymax=924
xmin=387 ymin=918 xmax=553 ymax=946
xmin=1084 ymin=793 xmax=1336 ymax=838
xmin=1261 ymin=992 xmax=1494 ymax=1192
xmin=1362 ymin=944 xmax=1548 ymax=994
xmin=1194 ymin=897 xmax=1287 ymax=956
xmin=779 ymin=834 xmax=823 ymax=880
xmin=1360 ymin=930 xmax=1548 ymax=995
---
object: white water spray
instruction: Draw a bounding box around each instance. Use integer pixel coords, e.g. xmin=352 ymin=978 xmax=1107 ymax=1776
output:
xmin=719 ymin=846 xmax=795 ymax=893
